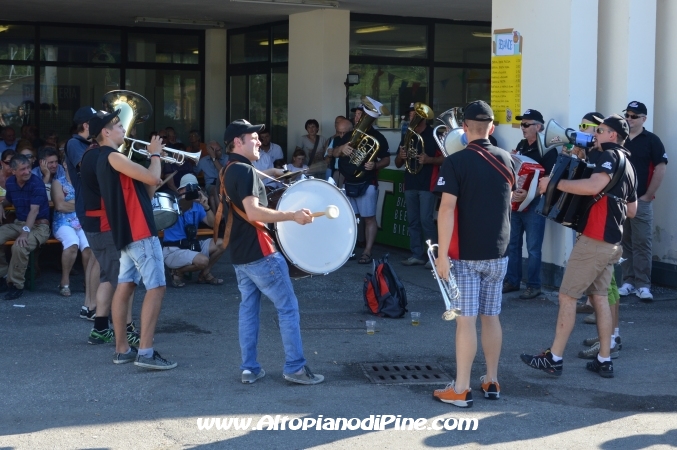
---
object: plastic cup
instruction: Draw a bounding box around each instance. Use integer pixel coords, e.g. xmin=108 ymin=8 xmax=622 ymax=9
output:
xmin=366 ymin=320 xmax=376 ymax=335
xmin=411 ymin=312 xmax=421 ymax=326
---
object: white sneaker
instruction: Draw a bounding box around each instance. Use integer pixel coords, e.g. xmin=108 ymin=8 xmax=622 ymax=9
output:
xmin=618 ymin=283 xmax=636 ymax=296
xmin=636 ymin=287 xmax=653 ymax=301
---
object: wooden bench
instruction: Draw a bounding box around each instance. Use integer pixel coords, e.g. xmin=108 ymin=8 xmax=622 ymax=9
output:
xmin=4 ymin=238 xmax=61 ymax=291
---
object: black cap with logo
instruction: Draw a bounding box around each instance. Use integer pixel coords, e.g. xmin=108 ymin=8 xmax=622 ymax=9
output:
xmin=516 ymin=109 xmax=544 ymax=123
xmin=89 ymin=109 xmax=121 ymax=139
xmin=224 ymin=119 xmax=265 ymax=144
xmin=623 ymin=101 xmax=647 ymax=115
xmin=602 ymin=114 xmax=630 ymax=139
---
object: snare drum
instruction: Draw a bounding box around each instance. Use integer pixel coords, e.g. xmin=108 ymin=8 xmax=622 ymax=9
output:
xmin=152 ymin=192 xmax=179 ymax=230
xmin=274 ymin=178 xmax=356 ymax=277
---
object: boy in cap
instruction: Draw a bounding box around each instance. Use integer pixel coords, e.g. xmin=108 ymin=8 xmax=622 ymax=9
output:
xmin=433 ymin=100 xmax=515 ymax=407
xmin=522 ymin=114 xmax=637 ymax=379
xmin=220 ymin=119 xmax=324 ymax=385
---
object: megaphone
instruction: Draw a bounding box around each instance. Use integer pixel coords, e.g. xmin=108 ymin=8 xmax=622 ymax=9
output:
xmin=543 ymin=119 xmax=595 ymax=151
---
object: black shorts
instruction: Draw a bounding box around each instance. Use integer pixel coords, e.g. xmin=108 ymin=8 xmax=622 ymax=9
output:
xmin=85 ymin=231 xmax=121 ymax=287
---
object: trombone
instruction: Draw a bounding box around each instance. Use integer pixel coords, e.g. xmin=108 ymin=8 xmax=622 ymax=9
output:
xmin=124 ymin=137 xmax=201 ymax=166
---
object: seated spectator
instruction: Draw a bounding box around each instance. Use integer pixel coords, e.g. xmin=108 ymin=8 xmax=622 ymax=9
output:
xmin=297 ymin=119 xmax=326 ymax=173
xmin=195 ymin=140 xmax=226 ymax=212
xmin=32 ymin=147 xmax=66 ymax=200
xmin=162 ymin=174 xmax=226 ymax=287
xmin=0 ymin=149 xmax=16 ymax=194
xmin=51 ymin=162 xmax=95 ymax=300
xmin=0 ymin=127 xmax=17 ymax=153
xmin=165 ymin=126 xmax=185 ymax=150
xmin=0 ymin=154 xmax=51 ymax=300
xmin=288 ymin=148 xmax=309 ymax=174
xmin=188 ymin=130 xmax=208 ymax=158
xmin=18 ymin=146 xmax=38 ymax=169
xmin=44 ymin=130 xmax=58 ymax=148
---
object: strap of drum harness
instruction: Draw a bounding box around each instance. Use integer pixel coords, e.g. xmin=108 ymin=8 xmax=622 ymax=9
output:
xmin=214 ymin=161 xmax=269 ymax=249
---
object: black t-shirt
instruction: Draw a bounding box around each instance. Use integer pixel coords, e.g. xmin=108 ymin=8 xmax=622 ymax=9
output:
xmin=80 ymin=143 xmax=109 ymax=233
xmin=338 ymin=127 xmax=390 ymax=184
xmin=223 ymin=153 xmax=277 ymax=265
xmin=65 ymin=134 xmax=91 ymax=220
xmin=97 ymin=146 xmax=157 ymax=250
xmin=435 ymin=139 xmax=515 ymax=261
xmin=515 ymin=138 xmax=557 ymax=174
xmin=625 ymin=128 xmax=668 ymax=197
xmin=400 ymin=124 xmax=441 ymax=192
xmin=580 ymin=143 xmax=638 ymax=245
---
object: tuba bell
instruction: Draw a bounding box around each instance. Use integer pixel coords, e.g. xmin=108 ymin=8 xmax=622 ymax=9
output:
xmin=403 ymin=102 xmax=435 ymax=174
xmin=348 ymin=96 xmax=389 ymax=178
xmin=433 ymin=107 xmax=468 ymax=157
xmin=102 ymin=90 xmax=153 ymax=157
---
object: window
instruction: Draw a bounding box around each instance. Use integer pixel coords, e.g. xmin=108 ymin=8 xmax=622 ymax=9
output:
xmin=433 ymin=67 xmax=490 ymax=113
xmin=0 ymin=24 xmax=35 ymax=61
xmin=40 ymin=27 xmax=121 ymax=64
xmin=350 ymin=21 xmax=427 ymax=59
xmin=230 ymin=30 xmax=270 ymax=64
xmin=0 ymin=65 xmax=35 ymax=131
xmin=435 ymin=24 xmax=491 ymax=64
xmin=128 ymin=33 xmax=199 ymax=64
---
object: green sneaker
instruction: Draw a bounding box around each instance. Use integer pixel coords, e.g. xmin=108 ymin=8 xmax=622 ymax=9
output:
xmin=127 ymin=331 xmax=140 ymax=347
xmin=88 ymin=328 xmax=114 ymax=345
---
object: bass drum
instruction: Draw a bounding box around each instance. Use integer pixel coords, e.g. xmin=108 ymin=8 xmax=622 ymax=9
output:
xmin=275 ymin=178 xmax=356 ymax=277
xmin=152 ymin=192 xmax=179 ymax=230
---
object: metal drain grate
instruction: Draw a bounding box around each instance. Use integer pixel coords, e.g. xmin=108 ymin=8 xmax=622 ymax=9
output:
xmin=360 ymin=362 xmax=453 ymax=385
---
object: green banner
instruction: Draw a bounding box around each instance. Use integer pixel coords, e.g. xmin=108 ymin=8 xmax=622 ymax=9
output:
xmin=375 ymin=168 xmax=410 ymax=249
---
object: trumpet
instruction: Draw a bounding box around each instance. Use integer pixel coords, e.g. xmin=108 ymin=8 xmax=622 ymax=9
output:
xmin=124 ymin=137 xmax=201 ymax=166
xmin=426 ymin=240 xmax=461 ymax=321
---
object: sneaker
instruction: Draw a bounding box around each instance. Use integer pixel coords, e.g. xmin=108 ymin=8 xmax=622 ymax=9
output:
xmin=583 ymin=335 xmax=622 ymax=350
xmin=401 ymin=257 xmax=426 ymax=266
xmin=113 ymin=346 xmax=138 ymax=364
xmin=433 ymin=381 xmax=473 ymax=408
xmin=586 ymin=358 xmax=614 ymax=378
xmin=615 ymin=336 xmax=622 ymax=350
xmin=127 ymin=321 xmax=138 ymax=333
xmin=80 ymin=306 xmax=96 ymax=321
xmin=4 ymin=285 xmax=24 ymax=300
xmin=637 ymin=287 xmax=653 ymax=302
xmin=584 ymin=313 xmax=596 ymax=324
xmin=88 ymin=328 xmax=114 ymax=345
xmin=242 ymin=369 xmax=266 ymax=384
xmin=424 ymin=260 xmax=433 ymax=269
xmin=502 ymin=282 xmax=520 ymax=294
xmin=519 ymin=287 xmax=542 ymax=299
xmin=578 ymin=341 xmax=620 ymax=359
xmin=127 ymin=331 xmax=140 ymax=347
xmin=134 ymin=350 xmax=177 ymax=370
xmin=283 ymin=365 xmax=324 ymax=385
xmin=520 ymin=348 xmax=563 ymax=376
xmin=618 ymin=283 xmax=636 ymax=296
xmin=479 ymin=376 xmax=500 ymax=400
xmin=576 ymin=302 xmax=594 ymax=314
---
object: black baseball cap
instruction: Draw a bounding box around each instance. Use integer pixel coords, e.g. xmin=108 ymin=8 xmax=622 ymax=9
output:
xmin=582 ymin=112 xmax=604 ymax=125
xmin=350 ymin=104 xmax=365 ymax=113
xmin=73 ymin=106 xmax=97 ymax=125
xmin=463 ymin=100 xmax=494 ymax=122
xmin=407 ymin=102 xmax=415 ymax=112
xmin=224 ymin=119 xmax=264 ymax=144
xmin=516 ymin=109 xmax=544 ymax=123
xmin=602 ymin=114 xmax=629 ymax=139
xmin=89 ymin=109 xmax=121 ymax=138
xmin=623 ymin=101 xmax=647 ymax=115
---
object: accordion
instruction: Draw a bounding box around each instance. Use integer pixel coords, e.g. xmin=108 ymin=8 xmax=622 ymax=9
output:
xmin=536 ymin=154 xmax=594 ymax=229
xmin=511 ymin=154 xmax=545 ymax=212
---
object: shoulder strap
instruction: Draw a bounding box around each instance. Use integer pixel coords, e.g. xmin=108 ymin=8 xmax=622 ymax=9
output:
xmin=592 ymin=149 xmax=627 ymax=202
xmin=308 ymin=135 xmax=321 ymax=166
xmin=466 ymin=143 xmax=515 ymax=187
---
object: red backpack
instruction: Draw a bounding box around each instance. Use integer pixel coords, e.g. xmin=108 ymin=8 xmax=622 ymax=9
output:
xmin=363 ymin=254 xmax=408 ymax=318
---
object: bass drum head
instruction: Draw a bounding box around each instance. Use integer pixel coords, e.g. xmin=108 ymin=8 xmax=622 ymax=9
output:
xmin=275 ymin=179 xmax=356 ymax=275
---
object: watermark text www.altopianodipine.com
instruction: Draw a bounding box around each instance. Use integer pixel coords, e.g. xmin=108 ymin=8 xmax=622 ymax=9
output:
xmin=196 ymin=415 xmax=478 ymax=432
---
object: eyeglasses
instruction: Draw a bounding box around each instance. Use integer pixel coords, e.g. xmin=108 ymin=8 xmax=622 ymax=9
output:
xmin=624 ymin=113 xmax=644 ymax=120
xmin=579 ymin=123 xmax=599 ymax=131
xmin=520 ymin=122 xmax=537 ymax=128
xmin=596 ymin=127 xmax=612 ymax=135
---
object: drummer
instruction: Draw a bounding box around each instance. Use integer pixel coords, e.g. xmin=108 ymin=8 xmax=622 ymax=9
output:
xmin=162 ymin=174 xmax=226 ymax=287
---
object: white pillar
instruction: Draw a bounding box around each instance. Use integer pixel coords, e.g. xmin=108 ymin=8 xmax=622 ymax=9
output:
xmin=652 ymin=0 xmax=677 ymax=266
xmin=204 ymin=29 xmax=228 ymax=144
xmin=491 ymin=0 xmax=599 ymax=285
xmin=287 ymin=9 xmax=350 ymax=158
xmin=597 ymin=0 xmax=656 ymax=128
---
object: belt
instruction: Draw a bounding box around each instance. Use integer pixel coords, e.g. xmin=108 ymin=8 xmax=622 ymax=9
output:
xmin=18 ymin=219 xmax=49 ymax=226
xmin=163 ymin=240 xmax=182 ymax=248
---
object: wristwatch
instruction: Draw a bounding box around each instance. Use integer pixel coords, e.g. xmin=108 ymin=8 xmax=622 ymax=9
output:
xmin=22 ymin=226 xmax=30 ymax=233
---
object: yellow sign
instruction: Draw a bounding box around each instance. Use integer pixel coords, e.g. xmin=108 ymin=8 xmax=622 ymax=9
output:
xmin=491 ymin=29 xmax=522 ymax=126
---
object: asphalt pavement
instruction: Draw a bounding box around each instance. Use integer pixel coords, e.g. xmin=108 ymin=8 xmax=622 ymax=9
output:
xmin=1 ymin=243 xmax=676 ymax=449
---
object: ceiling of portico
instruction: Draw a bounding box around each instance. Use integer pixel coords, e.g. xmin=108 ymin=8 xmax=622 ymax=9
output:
xmin=1 ymin=0 xmax=491 ymax=28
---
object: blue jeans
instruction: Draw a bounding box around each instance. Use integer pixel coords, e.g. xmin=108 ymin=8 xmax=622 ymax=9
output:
xmin=505 ymin=206 xmax=545 ymax=289
xmin=404 ymin=190 xmax=438 ymax=260
xmin=234 ymin=252 xmax=306 ymax=375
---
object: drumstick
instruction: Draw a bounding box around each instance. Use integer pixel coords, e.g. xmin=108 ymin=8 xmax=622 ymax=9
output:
xmin=157 ymin=171 xmax=178 ymax=189
xmin=310 ymin=205 xmax=340 ymax=219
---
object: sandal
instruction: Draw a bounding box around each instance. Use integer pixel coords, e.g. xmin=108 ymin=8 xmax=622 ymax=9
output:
xmin=59 ymin=285 xmax=71 ymax=297
xmin=198 ymin=272 xmax=224 ymax=285
xmin=358 ymin=253 xmax=372 ymax=264
xmin=171 ymin=270 xmax=186 ymax=288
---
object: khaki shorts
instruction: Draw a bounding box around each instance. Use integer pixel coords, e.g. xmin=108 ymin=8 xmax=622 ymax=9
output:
xmin=560 ymin=234 xmax=623 ymax=298
xmin=163 ymin=239 xmax=210 ymax=269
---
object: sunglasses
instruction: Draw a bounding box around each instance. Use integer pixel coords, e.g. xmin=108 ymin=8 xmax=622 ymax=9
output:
xmin=596 ymin=127 xmax=612 ymax=134
xmin=624 ymin=113 xmax=644 ymax=120
xmin=579 ymin=123 xmax=599 ymax=131
xmin=520 ymin=122 xmax=537 ymax=128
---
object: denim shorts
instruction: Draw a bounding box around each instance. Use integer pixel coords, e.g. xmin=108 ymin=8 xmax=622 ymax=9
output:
xmin=119 ymin=236 xmax=166 ymax=289
xmin=348 ymin=184 xmax=378 ymax=217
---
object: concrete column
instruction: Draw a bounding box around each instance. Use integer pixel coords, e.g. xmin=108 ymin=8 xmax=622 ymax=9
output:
xmin=652 ymin=0 xmax=677 ymax=267
xmin=287 ymin=9 xmax=350 ymax=158
xmin=491 ymin=0 xmax=598 ymax=286
xmin=597 ymin=0 xmax=656 ymax=128
xmin=204 ymin=29 xmax=228 ymax=144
